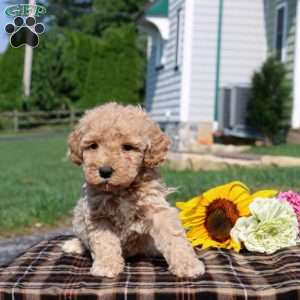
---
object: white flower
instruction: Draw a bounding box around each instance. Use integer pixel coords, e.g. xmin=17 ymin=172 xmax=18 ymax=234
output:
xmin=230 ymin=198 xmax=299 ymax=254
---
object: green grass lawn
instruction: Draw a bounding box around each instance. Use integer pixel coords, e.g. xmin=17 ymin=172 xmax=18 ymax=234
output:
xmin=1 ymin=133 xmax=300 ymax=237
xmin=0 ymin=133 xmax=83 ymax=237
xmin=247 ymin=144 xmax=300 ymax=157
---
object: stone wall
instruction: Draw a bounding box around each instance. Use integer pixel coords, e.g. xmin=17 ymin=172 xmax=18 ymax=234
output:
xmin=162 ymin=121 xmax=214 ymax=152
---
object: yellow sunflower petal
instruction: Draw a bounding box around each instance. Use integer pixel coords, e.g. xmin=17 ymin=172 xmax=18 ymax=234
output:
xmin=231 ymin=240 xmax=242 ymax=252
xmin=179 ymin=204 xmax=206 ymax=219
xmin=175 ymin=202 xmax=186 ymax=210
xmin=236 ymin=196 xmax=254 ymax=216
xmin=234 ymin=191 xmax=252 ymax=204
xmin=201 ymin=239 xmax=222 ymax=249
xmin=176 ymin=196 xmax=201 ymax=210
xmin=177 ymin=196 xmax=207 ymax=228
xmin=250 ymin=189 xmax=278 ymax=199
xmin=203 ymin=181 xmax=248 ymax=204
xmin=219 ymin=239 xmax=241 ymax=252
xmin=179 ymin=213 xmax=205 ymax=222
xmin=230 ymin=190 xmax=251 ymax=205
xmin=192 ymin=238 xmax=209 ymax=248
xmin=189 ymin=227 xmax=242 ymax=251
xmin=191 ymin=236 xmax=207 ymax=247
xmin=186 ymin=226 xmax=209 ymax=240
xmin=181 ymin=217 xmax=206 ymax=228
xmin=237 ymin=189 xmax=278 ymax=216
xmin=227 ymin=182 xmax=250 ymax=203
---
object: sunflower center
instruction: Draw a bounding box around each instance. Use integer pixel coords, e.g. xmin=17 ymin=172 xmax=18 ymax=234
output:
xmin=205 ymin=199 xmax=239 ymax=243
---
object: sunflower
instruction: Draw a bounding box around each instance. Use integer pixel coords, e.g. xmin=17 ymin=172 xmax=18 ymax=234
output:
xmin=176 ymin=181 xmax=277 ymax=252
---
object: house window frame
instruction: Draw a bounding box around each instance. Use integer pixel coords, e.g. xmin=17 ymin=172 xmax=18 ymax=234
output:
xmin=274 ymin=2 xmax=288 ymax=62
xmin=155 ymin=32 xmax=165 ymax=70
xmin=175 ymin=7 xmax=183 ymax=71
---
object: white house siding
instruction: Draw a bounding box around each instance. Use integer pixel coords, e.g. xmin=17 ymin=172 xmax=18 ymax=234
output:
xmin=145 ymin=0 xmax=185 ymax=123
xmin=221 ymin=0 xmax=267 ymax=87
xmin=264 ymin=0 xmax=299 ymax=127
xmin=188 ymin=0 xmax=219 ymax=123
xmin=264 ymin=0 xmax=297 ymax=80
xmin=188 ymin=0 xmax=267 ymax=124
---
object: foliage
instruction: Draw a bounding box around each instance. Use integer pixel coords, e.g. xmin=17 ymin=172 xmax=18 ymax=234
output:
xmin=0 ymin=25 xmax=144 ymax=111
xmin=30 ymin=28 xmax=79 ymax=111
xmin=247 ymin=57 xmax=292 ymax=145
xmin=0 ymin=47 xmax=24 ymax=111
xmin=0 ymin=0 xmax=147 ymax=112
xmin=47 ymin=0 xmax=149 ymax=100
xmin=47 ymin=0 xmax=147 ymax=36
xmin=78 ymin=25 xmax=144 ymax=108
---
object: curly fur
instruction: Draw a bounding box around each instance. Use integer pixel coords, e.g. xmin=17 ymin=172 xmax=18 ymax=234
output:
xmin=62 ymin=102 xmax=205 ymax=278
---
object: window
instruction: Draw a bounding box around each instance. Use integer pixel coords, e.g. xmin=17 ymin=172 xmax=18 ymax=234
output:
xmin=155 ymin=33 xmax=165 ymax=69
xmin=175 ymin=7 xmax=183 ymax=70
xmin=275 ymin=3 xmax=287 ymax=62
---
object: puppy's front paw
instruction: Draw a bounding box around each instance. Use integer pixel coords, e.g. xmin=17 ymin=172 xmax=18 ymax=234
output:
xmin=170 ymin=257 xmax=205 ymax=278
xmin=62 ymin=238 xmax=85 ymax=255
xmin=90 ymin=259 xmax=124 ymax=278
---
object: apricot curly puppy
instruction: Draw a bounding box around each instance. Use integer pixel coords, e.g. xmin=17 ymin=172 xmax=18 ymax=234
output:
xmin=62 ymin=102 xmax=205 ymax=278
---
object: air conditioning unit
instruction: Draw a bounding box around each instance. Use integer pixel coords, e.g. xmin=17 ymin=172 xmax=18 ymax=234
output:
xmin=218 ymin=84 xmax=261 ymax=139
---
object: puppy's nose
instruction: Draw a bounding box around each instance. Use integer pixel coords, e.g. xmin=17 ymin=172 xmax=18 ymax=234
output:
xmin=99 ymin=166 xmax=114 ymax=179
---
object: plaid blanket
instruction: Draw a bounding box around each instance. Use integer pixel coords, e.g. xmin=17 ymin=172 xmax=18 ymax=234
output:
xmin=1 ymin=236 xmax=300 ymax=300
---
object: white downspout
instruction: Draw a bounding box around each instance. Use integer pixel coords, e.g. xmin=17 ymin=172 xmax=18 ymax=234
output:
xmin=180 ymin=0 xmax=194 ymax=122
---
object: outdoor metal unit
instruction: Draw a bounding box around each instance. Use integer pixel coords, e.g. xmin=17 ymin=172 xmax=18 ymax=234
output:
xmin=218 ymin=84 xmax=260 ymax=138
xmin=229 ymin=86 xmax=250 ymax=129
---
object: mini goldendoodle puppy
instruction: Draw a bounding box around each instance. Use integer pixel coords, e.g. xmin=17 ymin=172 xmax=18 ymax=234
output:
xmin=63 ymin=102 xmax=205 ymax=278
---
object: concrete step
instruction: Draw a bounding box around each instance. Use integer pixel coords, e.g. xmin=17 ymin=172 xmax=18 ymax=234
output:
xmin=166 ymin=152 xmax=300 ymax=171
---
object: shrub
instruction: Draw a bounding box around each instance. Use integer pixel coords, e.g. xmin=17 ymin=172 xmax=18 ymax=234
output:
xmin=247 ymin=57 xmax=292 ymax=145
xmin=78 ymin=24 xmax=144 ymax=108
xmin=0 ymin=25 xmax=144 ymax=111
xmin=0 ymin=47 xmax=24 ymax=111
xmin=30 ymin=28 xmax=79 ymax=111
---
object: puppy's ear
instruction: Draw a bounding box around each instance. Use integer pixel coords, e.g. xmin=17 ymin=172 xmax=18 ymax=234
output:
xmin=68 ymin=129 xmax=83 ymax=165
xmin=144 ymin=124 xmax=171 ymax=168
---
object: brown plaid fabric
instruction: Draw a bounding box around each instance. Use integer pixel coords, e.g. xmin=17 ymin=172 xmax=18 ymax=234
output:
xmin=1 ymin=235 xmax=300 ymax=300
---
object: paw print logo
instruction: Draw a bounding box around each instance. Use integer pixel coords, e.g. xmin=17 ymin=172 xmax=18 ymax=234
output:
xmin=5 ymin=16 xmax=45 ymax=48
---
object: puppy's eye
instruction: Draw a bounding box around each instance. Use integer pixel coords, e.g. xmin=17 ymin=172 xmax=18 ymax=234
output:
xmin=122 ymin=144 xmax=135 ymax=151
xmin=88 ymin=143 xmax=98 ymax=150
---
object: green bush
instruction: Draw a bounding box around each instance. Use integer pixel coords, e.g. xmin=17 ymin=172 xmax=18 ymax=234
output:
xmin=30 ymin=28 xmax=79 ymax=111
xmin=0 ymin=25 xmax=145 ymax=111
xmin=0 ymin=47 xmax=24 ymax=111
xmin=78 ymin=24 xmax=144 ymax=108
xmin=73 ymin=32 xmax=94 ymax=99
xmin=247 ymin=57 xmax=292 ymax=145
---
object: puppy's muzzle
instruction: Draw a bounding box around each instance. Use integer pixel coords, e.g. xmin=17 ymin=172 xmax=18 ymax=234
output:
xmin=99 ymin=166 xmax=114 ymax=179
